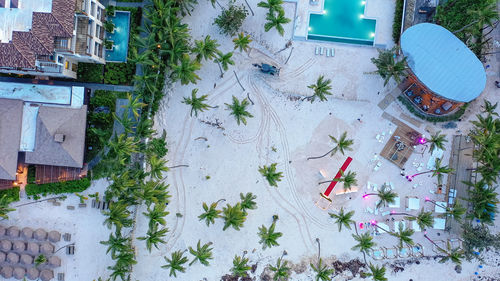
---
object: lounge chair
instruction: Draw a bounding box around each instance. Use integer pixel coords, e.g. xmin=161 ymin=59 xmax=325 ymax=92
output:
xmin=326 ymin=49 xmax=330 ymax=57
xmin=320 ymin=47 xmax=324 ymax=55
xmin=411 ymin=244 xmax=423 ymax=257
xmin=330 ymin=48 xmax=335 ymax=57
xmin=366 ymin=207 xmax=374 ymax=214
xmin=315 ymin=46 xmax=319 ymax=55
xmin=398 ymin=246 xmax=411 ymax=258
xmin=385 ymin=247 xmax=397 ymax=259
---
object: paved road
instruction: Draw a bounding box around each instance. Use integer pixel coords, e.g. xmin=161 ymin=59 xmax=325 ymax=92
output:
xmin=0 ymin=76 xmax=134 ymax=92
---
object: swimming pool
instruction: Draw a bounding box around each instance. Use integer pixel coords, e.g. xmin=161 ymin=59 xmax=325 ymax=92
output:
xmin=105 ymin=11 xmax=131 ymax=62
xmin=308 ymin=0 xmax=376 ymax=46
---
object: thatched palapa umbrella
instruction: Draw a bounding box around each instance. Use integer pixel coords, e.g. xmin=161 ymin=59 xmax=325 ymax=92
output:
xmin=27 ymin=267 xmax=39 ymax=280
xmin=7 ymin=252 xmax=19 ymax=263
xmin=48 ymin=231 xmax=61 ymax=243
xmin=0 ymin=240 xmax=11 ymax=251
xmin=40 ymin=242 xmax=54 ymax=255
xmin=39 ymin=269 xmax=54 ymax=281
xmin=13 ymin=267 xmax=25 ymax=280
xmin=48 ymin=255 xmax=61 ymax=267
xmin=1 ymin=266 xmax=13 ymax=279
xmin=0 ymin=225 xmax=6 ymax=236
xmin=34 ymin=229 xmax=47 ymax=241
xmin=21 ymin=227 xmax=34 ymax=239
xmin=27 ymin=242 xmax=39 ymax=255
xmin=0 ymin=251 xmax=5 ymax=262
xmin=13 ymin=240 xmax=25 ymax=252
xmin=7 ymin=226 xmax=20 ymax=238
xmin=20 ymin=254 xmax=33 ymax=265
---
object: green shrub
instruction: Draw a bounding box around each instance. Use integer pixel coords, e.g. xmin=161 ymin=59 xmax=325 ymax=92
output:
xmin=214 ymin=3 xmax=248 ymax=36
xmin=392 ymin=0 xmax=404 ymax=44
xmin=77 ymin=63 xmax=104 ymax=83
xmin=0 ymin=187 xmax=20 ymax=202
xmin=103 ymin=62 xmax=136 ymax=85
xmin=27 ymin=165 xmax=36 ymax=184
xmin=397 ymin=96 xmax=468 ymax=122
xmin=104 ymin=21 xmax=115 ymax=33
xmin=106 ymin=5 xmax=116 ymax=16
xmin=26 ymin=178 xmax=91 ymax=197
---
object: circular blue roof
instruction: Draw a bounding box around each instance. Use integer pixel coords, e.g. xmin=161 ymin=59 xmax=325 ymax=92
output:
xmin=401 ymin=23 xmax=486 ymax=103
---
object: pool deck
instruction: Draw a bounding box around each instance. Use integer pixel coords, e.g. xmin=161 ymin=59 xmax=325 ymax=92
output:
xmin=290 ymin=0 xmax=395 ymax=48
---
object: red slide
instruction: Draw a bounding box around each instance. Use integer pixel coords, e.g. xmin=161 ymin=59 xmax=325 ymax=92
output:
xmin=323 ymin=157 xmax=353 ymax=197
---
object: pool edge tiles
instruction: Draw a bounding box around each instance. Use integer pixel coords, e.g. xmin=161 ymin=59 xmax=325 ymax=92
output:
xmin=105 ymin=11 xmax=131 ymax=63
xmin=307 ymin=0 xmax=377 ymax=46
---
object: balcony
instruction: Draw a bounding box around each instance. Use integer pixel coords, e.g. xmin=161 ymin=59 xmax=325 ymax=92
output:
xmin=54 ymin=38 xmax=71 ymax=52
xmin=36 ymin=61 xmax=62 ymax=73
xmin=75 ymin=17 xmax=91 ymax=55
xmin=75 ymin=0 xmax=89 ymax=14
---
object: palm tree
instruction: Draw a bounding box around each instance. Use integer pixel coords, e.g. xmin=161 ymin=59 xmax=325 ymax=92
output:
xmin=258 ymin=163 xmax=283 ymax=187
xmin=233 ymin=32 xmax=252 ymax=52
xmin=424 ymin=235 xmax=464 ymax=265
xmin=148 ymin=155 xmax=169 ymax=180
xmin=198 ymin=199 xmax=225 ymax=226
xmin=428 ymin=131 xmax=448 ymax=153
xmin=391 ymin=208 xmax=434 ymax=230
xmin=351 ymin=232 xmax=376 ymax=264
xmin=406 ymin=158 xmax=454 ymax=182
xmin=257 ymin=0 xmax=284 ymax=14
xmin=100 ymin=230 xmax=129 ymax=258
xmin=365 ymin=263 xmax=387 ymax=281
xmin=390 ymin=223 xmax=414 ymax=248
xmin=34 ymin=254 xmax=47 ymax=267
xmin=162 ymin=250 xmax=189 ymax=277
xmin=143 ymin=204 xmax=169 ymax=229
xmin=170 ymin=54 xmax=201 ymax=85
xmin=258 ymin=217 xmax=282 ymax=249
xmin=137 ymin=224 xmax=168 ymax=252
xmin=425 ymin=199 xmax=466 ymax=222
xmin=453 ymin=1 xmax=499 ymax=34
xmin=305 ymin=75 xmax=333 ymax=103
xmin=269 ymin=257 xmax=291 ymax=281
xmin=307 ymin=132 xmax=354 ymax=160
xmin=363 ymin=186 xmax=398 ymax=209
xmin=329 ymin=207 xmax=354 ymax=232
xmin=215 ymin=51 xmax=235 ymax=76
xmin=0 ymin=195 xmax=15 ymax=220
xmin=231 ymin=254 xmax=251 ymax=277
xmin=240 ymin=192 xmax=257 ymax=212
xmin=182 ymin=89 xmax=215 ymax=117
xmin=480 ymin=100 xmax=498 ymax=116
xmin=135 ymin=180 xmax=171 ymax=207
xmin=222 ymin=203 xmax=246 ymax=231
xmin=464 ymin=180 xmax=498 ymax=224
xmin=310 ymin=258 xmax=334 ymax=281
xmin=225 ymin=96 xmax=253 ymax=125
xmin=323 ymin=170 xmax=357 ymax=191
xmin=188 ymin=240 xmax=213 ymax=266
xmin=192 ymin=35 xmax=220 ymax=62
xmin=264 ymin=10 xmax=291 ymax=36
xmin=103 ymin=202 xmax=133 ymax=231
xmin=369 ymin=47 xmax=407 ymax=86
xmin=123 ymin=93 xmax=146 ymax=121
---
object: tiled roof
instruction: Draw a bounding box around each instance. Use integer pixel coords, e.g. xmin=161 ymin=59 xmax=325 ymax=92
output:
xmin=0 ymin=99 xmax=23 ymax=180
xmin=0 ymin=0 xmax=76 ymax=69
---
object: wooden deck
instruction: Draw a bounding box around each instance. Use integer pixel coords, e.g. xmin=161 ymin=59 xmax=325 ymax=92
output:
xmin=379 ymin=120 xmax=422 ymax=169
xmin=35 ymin=165 xmax=82 ymax=184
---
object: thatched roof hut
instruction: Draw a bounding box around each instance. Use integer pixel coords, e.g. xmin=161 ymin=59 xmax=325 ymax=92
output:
xmin=0 ymin=240 xmax=11 ymax=251
xmin=27 ymin=242 xmax=39 ymax=255
xmin=1 ymin=266 xmax=13 ymax=279
xmin=48 ymin=255 xmax=61 ymax=267
xmin=48 ymin=231 xmax=61 ymax=243
xmin=40 ymin=242 xmax=54 ymax=255
xmin=39 ymin=269 xmax=54 ymax=281
xmin=7 ymin=252 xmax=19 ymax=263
xmin=13 ymin=267 xmax=25 ymax=280
xmin=27 ymin=267 xmax=39 ymax=280
xmin=21 ymin=227 xmax=34 ymax=240
xmin=26 ymin=267 xmax=39 ymax=280
xmin=34 ymin=229 xmax=47 ymax=241
xmin=13 ymin=240 xmax=26 ymax=252
xmin=7 ymin=226 xmax=20 ymax=238
xmin=20 ymin=254 xmax=33 ymax=265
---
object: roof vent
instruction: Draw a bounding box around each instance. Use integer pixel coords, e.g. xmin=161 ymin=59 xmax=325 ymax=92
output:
xmin=54 ymin=134 xmax=65 ymax=143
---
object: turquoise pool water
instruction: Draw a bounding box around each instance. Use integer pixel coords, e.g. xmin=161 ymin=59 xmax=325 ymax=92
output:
xmin=308 ymin=0 xmax=376 ymax=46
xmin=105 ymin=11 xmax=131 ymax=62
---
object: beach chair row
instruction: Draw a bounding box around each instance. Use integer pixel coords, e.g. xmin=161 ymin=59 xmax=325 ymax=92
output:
xmin=315 ymin=46 xmax=335 ymax=57
xmin=369 ymin=244 xmax=424 ymax=260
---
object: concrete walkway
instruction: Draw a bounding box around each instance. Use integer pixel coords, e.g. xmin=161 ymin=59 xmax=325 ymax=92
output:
xmin=0 ymin=76 xmax=134 ymax=92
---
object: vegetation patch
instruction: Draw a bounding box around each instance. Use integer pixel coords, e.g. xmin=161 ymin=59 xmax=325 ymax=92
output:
xmin=77 ymin=63 xmax=104 ymax=83
xmin=397 ymin=96 xmax=468 ymax=123
xmin=26 ymin=178 xmax=91 ymax=197
xmin=0 ymin=187 xmax=20 ymax=202
xmin=392 ymin=0 xmax=404 ymax=44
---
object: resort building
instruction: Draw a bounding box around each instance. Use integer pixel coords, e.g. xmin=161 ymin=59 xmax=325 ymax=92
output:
xmin=0 ymin=0 xmax=106 ymax=79
xmin=399 ymin=23 xmax=486 ymax=116
xmin=0 ymin=82 xmax=87 ymax=189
